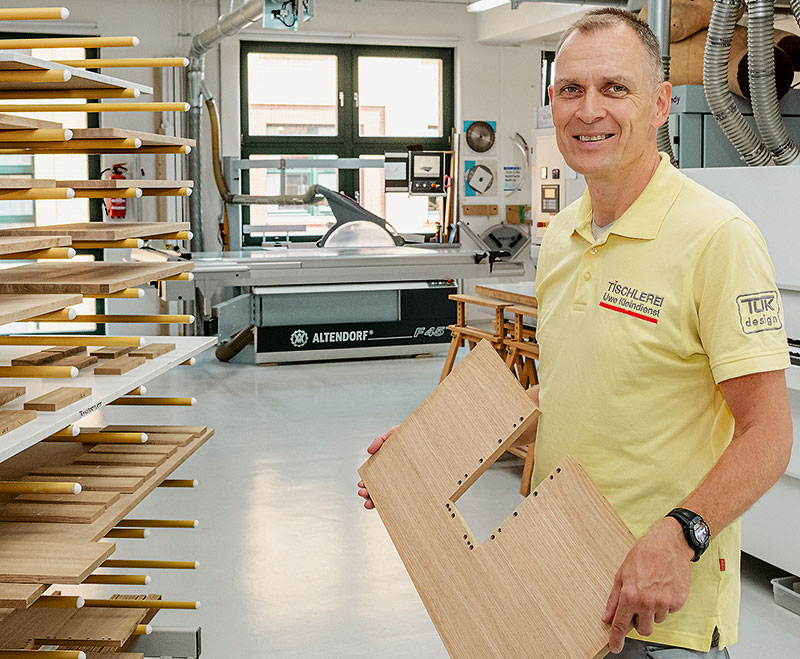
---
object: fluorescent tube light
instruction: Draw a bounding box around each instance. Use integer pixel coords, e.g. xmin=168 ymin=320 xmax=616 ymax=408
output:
xmin=467 ymin=0 xmax=510 ymax=12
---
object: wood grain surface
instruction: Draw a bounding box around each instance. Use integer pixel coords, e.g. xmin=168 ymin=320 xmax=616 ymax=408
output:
xmin=0 ymin=293 xmax=82 ymax=325
xmin=49 ymin=353 xmax=98 ymax=371
xmin=0 ymin=410 xmax=36 ymax=436
xmin=0 ymin=386 xmax=25 ymax=406
xmin=0 ymin=539 xmax=114 ymax=583
xmin=129 ymin=343 xmax=175 ymax=359
xmin=0 ymin=112 xmax=62 ymax=130
xmin=29 ymin=465 xmax=156 ymax=480
xmin=0 ymin=502 xmax=105 ymax=524
xmin=0 ymin=262 xmax=193 ymax=294
xmin=358 ymin=341 xmax=635 ymax=659
xmin=0 ymin=222 xmax=190 ymax=241
xmin=89 ymin=444 xmax=176 ymax=457
xmin=24 ymin=387 xmax=92 ymax=411
xmin=15 ymin=490 xmax=120 ymax=507
xmin=93 ymin=355 xmax=145 ymax=376
xmin=20 ymin=475 xmax=144 ymax=494
xmin=90 ymin=345 xmax=135 ymax=359
xmin=12 ymin=350 xmax=64 ymax=367
xmin=75 ymin=452 xmax=166 ymax=468
xmin=0 ymin=235 xmax=71 ymax=256
xmin=57 ymin=179 xmax=193 ymax=189
xmin=0 ymin=582 xmax=46 ymax=608
xmin=72 ymin=127 xmax=195 ymax=147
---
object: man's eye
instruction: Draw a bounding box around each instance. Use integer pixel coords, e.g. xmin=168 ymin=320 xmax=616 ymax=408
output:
xmin=562 ymin=85 xmax=579 ymax=94
xmin=609 ymin=84 xmax=626 ymax=93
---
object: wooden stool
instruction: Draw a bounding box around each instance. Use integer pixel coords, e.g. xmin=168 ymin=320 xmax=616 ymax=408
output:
xmin=439 ymin=294 xmax=512 ymax=383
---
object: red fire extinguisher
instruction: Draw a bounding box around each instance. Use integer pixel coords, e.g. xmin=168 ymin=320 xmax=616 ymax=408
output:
xmin=101 ymin=163 xmax=128 ymax=218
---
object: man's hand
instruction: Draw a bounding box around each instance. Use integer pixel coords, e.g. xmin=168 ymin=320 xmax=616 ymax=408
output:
xmin=356 ymin=425 xmax=399 ymax=510
xmin=602 ymin=517 xmax=693 ymax=654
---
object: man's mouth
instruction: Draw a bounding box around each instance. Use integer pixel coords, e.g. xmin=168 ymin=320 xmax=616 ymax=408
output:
xmin=575 ymin=134 xmax=613 ymax=142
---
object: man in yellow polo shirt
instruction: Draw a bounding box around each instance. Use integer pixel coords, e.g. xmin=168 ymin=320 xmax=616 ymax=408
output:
xmin=359 ymin=8 xmax=793 ymax=659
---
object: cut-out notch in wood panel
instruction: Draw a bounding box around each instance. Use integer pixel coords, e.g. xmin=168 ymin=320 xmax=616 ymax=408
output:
xmin=358 ymin=340 xmax=635 ymax=659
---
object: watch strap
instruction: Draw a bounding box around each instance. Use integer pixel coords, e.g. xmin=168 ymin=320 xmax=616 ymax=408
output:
xmin=666 ymin=507 xmax=709 ymax=562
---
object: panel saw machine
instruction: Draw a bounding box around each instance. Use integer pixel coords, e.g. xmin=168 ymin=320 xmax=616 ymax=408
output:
xmin=172 ymin=158 xmax=529 ymax=363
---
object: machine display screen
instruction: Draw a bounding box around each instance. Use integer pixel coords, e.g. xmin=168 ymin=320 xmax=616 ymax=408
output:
xmin=413 ymin=155 xmax=442 ymax=178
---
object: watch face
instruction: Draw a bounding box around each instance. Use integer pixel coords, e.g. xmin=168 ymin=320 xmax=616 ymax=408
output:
xmin=693 ymin=521 xmax=710 ymax=545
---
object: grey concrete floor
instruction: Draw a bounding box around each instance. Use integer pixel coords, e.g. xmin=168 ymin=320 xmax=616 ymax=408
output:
xmin=62 ymin=347 xmax=800 ymax=658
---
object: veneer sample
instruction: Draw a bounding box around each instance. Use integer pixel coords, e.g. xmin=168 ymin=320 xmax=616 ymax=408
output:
xmin=12 ymin=350 xmax=64 ymax=366
xmin=128 ymin=343 xmax=175 ymax=359
xmin=49 ymin=353 xmax=98 ymax=370
xmin=75 ymin=452 xmax=166 ymax=468
xmin=93 ymin=356 xmax=145 ymax=375
xmin=0 ymin=293 xmax=81 ymax=325
xmin=0 ymin=386 xmax=25 ymax=406
xmin=0 ymin=539 xmax=114 ymax=583
xmin=0 ymin=502 xmax=105 ymax=524
xmin=29 ymin=465 xmax=156 ymax=480
xmin=0 ymin=582 xmax=46 ymax=608
xmin=20 ymin=475 xmax=144 ymax=494
xmin=90 ymin=345 xmax=135 ymax=359
xmin=24 ymin=387 xmax=92 ymax=411
xmin=15 ymin=490 xmax=120 ymax=507
xmin=89 ymin=444 xmax=176 ymax=457
xmin=0 ymin=410 xmax=36 ymax=436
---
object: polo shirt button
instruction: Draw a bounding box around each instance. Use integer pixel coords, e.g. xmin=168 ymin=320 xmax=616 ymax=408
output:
xmin=590 ymin=248 xmax=598 ymax=254
xmin=583 ymin=272 xmax=592 ymax=281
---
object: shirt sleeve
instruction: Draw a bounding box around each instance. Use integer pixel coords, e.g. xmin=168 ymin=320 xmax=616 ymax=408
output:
xmin=693 ymin=217 xmax=790 ymax=384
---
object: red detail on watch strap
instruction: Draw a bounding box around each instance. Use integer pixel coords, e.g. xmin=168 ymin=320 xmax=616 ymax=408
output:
xmin=719 ymin=558 xmax=726 ymax=572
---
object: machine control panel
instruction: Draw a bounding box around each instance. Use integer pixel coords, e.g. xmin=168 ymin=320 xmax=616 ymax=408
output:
xmin=427 ymin=279 xmax=455 ymax=287
xmin=540 ymin=184 xmax=560 ymax=213
xmin=410 ymin=151 xmax=447 ymax=196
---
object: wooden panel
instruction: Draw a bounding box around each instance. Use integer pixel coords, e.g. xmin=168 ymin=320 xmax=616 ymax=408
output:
xmin=0 ymin=293 xmax=82 ymax=325
xmin=0 ymin=539 xmax=114 ymax=584
xmin=0 ymin=262 xmax=193 ymax=294
xmin=30 ymin=465 xmax=156 ymax=480
xmin=358 ymin=341 xmax=635 ymax=659
xmin=137 ymin=433 xmax=194 ymax=447
xmin=100 ymin=425 xmax=206 ymax=438
xmin=0 ymin=386 xmax=25 ymax=406
xmin=24 ymin=387 xmax=92 ymax=411
xmin=0 ymin=222 xmax=190 ymax=241
xmin=57 ymin=179 xmax=193 ymax=189
xmin=0 ymin=112 xmax=62 ymax=130
xmin=74 ymin=452 xmax=166 ymax=468
xmin=15 ymin=490 xmax=120 ymax=507
xmin=49 ymin=353 xmax=98 ymax=370
xmin=0 ymin=502 xmax=105 ymax=524
xmin=0 ymin=583 xmax=46 ymax=609
xmin=0 ymin=607 xmax=73 ymax=648
xmin=90 ymin=345 xmax=135 ymax=359
xmin=0 ymin=410 xmax=36 ymax=436
xmin=128 ymin=343 xmax=175 ymax=359
xmin=20 ymin=475 xmax=144 ymax=494
xmin=43 ymin=606 xmax=146 ymax=647
xmin=12 ymin=350 xmax=64 ymax=366
xmin=72 ymin=127 xmax=195 ymax=147
xmin=94 ymin=356 xmax=145 ymax=376
xmin=0 ymin=179 xmax=56 ymax=190
xmin=45 ymin=345 xmax=86 ymax=357
xmin=89 ymin=444 xmax=176 ymax=457
xmin=0 ymin=235 xmax=71 ymax=255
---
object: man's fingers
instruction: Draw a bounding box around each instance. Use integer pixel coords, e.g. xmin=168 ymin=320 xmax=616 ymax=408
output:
xmin=364 ymin=499 xmax=375 ymax=510
xmin=608 ymin=599 xmax=634 ymax=655
xmin=367 ymin=435 xmax=385 ymax=454
xmin=634 ymin=611 xmax=655 ymax=637
xmin=602 ymin=577 xmax=621 ymax=624
xmin=357 ymin=480 xmax=364 ymax=488
xmin=358 ymin=488 xmax=369 ymax=498
xmin=654 ymin=608 xmax=669 ymax=625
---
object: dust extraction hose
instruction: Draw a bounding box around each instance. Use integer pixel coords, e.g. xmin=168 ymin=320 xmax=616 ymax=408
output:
xmin=206 ymin=95 xmax=231 ymax=201
xmin=215 ymin=326 xmax=254 ymax=362
xmin=746 ymin=0 xmax=800 ymax=164
xmin=704 ymin=0 xmax=772 ymax=165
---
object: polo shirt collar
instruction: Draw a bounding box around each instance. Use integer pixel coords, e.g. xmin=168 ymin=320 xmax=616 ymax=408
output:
xmin=573 ymin=152 xmax=686 ymax=243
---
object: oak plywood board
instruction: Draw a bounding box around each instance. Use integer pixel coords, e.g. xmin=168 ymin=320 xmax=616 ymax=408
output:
xmin=0 ymin=386 xmax=25 ymax=406
xmin=12 ymin=349 xmax=64 ymax=367
xmin=100 ymin=425 xmax=206 ymax=438
xmin=0 ymin=235 xmax=71 ymax=256
xmin=0 ymin=293 xmax=82 ymax=325
xmin=24 ymin=386 xmax=92 ymax=411
xmin=74 ymin=452 xmax=166 ymax=467
xmin=90 ymin=345 xmax=135 ymax=359
xmin=0 ymin=501 xmax=105 ymax=524
xmin=0 ymin=221 xmax=190 ymax=241
xmin=42 ymin=606 xmax=146 ymax=647
xmin=49 ymin=353 xmax=99 ymax=371
xmin=0 ymin=582 xmax=46 ymax=608
xmin=15 ymin=490 xmax=120 ymax=507
xmin=135 ymin=432 xmax=194 ymax=447
xmin=89 ymin=444 xmax=177 ymax=457
xmin=0 ymin=261 xmax=193 ymax=294
xmin=0 ymin=539 xmax=114 ymax=583
xmin=358 ymin=341 xmax=635 ymax=659
xmin=0 ymin=179 xmax=55 ymax=190
xmin=0 ymin=410 xmax=36 ymax=436
xmin=57 ymin=179 xmax=193 ymax=189
xmin=0 ymin=112 xmax=62 ymax=130
xmin=29 ymin=464 xmax=156 ymax=480
xmin=0 ymin=607 xmax=74 ymax=648
xmin=93 ymin=355 xmax=145 ymax=376
xmin=129 ymin=343 xmax=175 ymax=359
xmin=45 ymin=345 xmax=86 ymax=357
xmin=72 ymin=127 xmax=195 ymax=147
xmin=20 ymin=475 xmax=144 ymax=494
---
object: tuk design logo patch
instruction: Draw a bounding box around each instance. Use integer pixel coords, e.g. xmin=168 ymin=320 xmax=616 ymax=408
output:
xmin=737 ymin=291 xmax=782 ymax=334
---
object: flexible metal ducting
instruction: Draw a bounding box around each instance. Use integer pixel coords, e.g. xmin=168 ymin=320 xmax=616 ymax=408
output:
xmin=704 ymin=0 xmax=773 ymax=165
xmin=746 ymin=0 xmax=800 ymax=163
xmin=649 ymin=0 xmax=676 ymax=161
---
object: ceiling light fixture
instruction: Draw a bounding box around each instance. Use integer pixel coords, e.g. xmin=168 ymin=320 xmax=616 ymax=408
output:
xmin=466 ymin=0 xmax=510 ymax=12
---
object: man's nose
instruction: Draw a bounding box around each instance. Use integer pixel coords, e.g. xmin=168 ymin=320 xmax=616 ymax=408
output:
xmin=576 ymin=89 xmax=605 ymax=123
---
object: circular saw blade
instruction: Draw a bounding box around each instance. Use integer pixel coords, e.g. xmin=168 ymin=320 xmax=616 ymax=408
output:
xmin=465 ymin=121 xmax=495 ymax=153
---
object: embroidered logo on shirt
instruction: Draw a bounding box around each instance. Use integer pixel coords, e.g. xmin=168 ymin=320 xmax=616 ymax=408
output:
xmin=600 ymin=280 xmax=665 ymax=324
xmin=736 ymin=291 xmax=782 ymax=334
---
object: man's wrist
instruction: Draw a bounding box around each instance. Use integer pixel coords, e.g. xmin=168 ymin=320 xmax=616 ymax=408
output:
xmin=663 ymin=516 xmax=696 ymax=561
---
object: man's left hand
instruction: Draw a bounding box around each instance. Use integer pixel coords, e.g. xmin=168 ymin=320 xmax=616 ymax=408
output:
xmin=602 ymin=517 xmax=693 ymax=654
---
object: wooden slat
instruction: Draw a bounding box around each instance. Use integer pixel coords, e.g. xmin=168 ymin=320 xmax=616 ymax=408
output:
xmin=358 ymin=341 xmax=634 ymax=659
xmin=0 ymin=386 xmax=25 ymax=406
xmin=15 ymin=491 xmax=120 ymax=507
xmin=0 ymin=539 xmax=114 ymax=584
xmin=0 ymin=294 xmax=83 ymax=325
xmin=71 ymin=127 xmax=194 ymax=147
xmin=89 ymin=444 xmax=176 ymax=457
xmin=0 ymin=262 xmax=193 ymax=295
xmin=74 ymin=452 xmax=166 ymax=468
xmin=133 ymin=433 xmax=193 ymax=447
xmin=57 ymin=179 xmax=193 ymax=189
xmin=43 ymin=606 xmax=146 ymax=647
xmin=20 ymin=475 xmax=144 ymax=494
xmin=128 ymin=343 xmax=175 ymax=359
xmin=0 ymin=502 xmax=105 ymax=524
xmin=24 ymin=387 xmax=92 ymax=412
xmin=448 ymin=293 xmax=514 ymax=309
xmin=0 ymin=112 xmax=62 ymax=130
xmin=0 ymin=410 xmax=36 ymax=436
xmin=12 ymin=350 xmax=64 ymax=367
xmin=0 ymin=222 xmax=190 ymax=241
xmin=44 ymin=345 xmax=86 ymax=358
xmin=0 ymin=583 xmax=46 ymax=609
xmin=94 ymin=356 xmax=145 ymax=376
xmin=89 ymin=346 xmax=135 ymax=359
xmin=99 ymin=425 xmax=206 ymax=438
xmin=48 ymin=354 xmax=98 ymax=371
xmin=0 ymin=607 xmax=74 ymax=648
xmin=29 ymin=465 xmax=156 ymax=480
xmin=475 ymin=284 xmax=537 ymax=308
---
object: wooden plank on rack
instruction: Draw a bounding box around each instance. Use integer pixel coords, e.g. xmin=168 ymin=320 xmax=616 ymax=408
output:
xmin=0 ymin=112 xmax=62 ymax=130
xmin=24 ymin=387 xmax=92 ymax=412
xmin=29 ymin=465 xmax=156 ymax=480
xmin=89 ymin=345 xmax=135 ymax=359
xmin=0 ymin=606 xmax=74 ymax=648
xmin=15 ymin=490 xmax=120 ymax=507
xmin=44 ymin=345 xmax=86 ymax=358
xmin=20 ymin=475 xmax=144 ymax=494
xmin=48 ymin=353 xmax=98 ymax=371
xmin=0 ymin=221 xmax=190 ymax=241
xmin=89 ymin=444 xmax=176 ymax=457
xmin=0 ymin=582 xmax=46 ymax=609
xmin=71 ymin=127 xmax=195 ymax=147
xmin=0 ymin=502 xmax=105 ymax=524
xmin=100 ymin=425 xmax=206 ymax=438
xmin=12 ymin=350 xmax=64 ymax=367
xmin=0 ymin=262 xmax=193 ymax=294
xmin=0 ymin=293 xmax=82 ymax=325
xmin=0 ymin=386 xmax=25 ymax=406
xmin=0 ymin=179 xmax=56 ymax=190
xmin=74 ymin=452 xmax=166 ymax=468
xmin=128 ymin=343 xmax=175 ymax=359
xmin=40 ymin=606 xmax=147 ymax=648
xmin=0 ymin=539 xmax=114 ymax=584
xmin=94 ymin=356 xmax=145 ymax=376
xmin=57 ymin=179 xmax=193 ymax=189
xmin=0 ymin=410 xmax=36 ymax=436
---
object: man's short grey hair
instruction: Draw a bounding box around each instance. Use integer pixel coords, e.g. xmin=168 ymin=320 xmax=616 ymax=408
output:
xmin=555 ymin=8 xmax=664 ymax=88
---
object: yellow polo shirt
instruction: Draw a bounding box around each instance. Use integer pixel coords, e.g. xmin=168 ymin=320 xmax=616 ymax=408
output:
xmin=533 ymin=154 xmax=789 ymax=652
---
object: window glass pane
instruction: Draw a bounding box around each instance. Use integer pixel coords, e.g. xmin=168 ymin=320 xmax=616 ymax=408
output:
xmin=247 ymin=155 xmax=338 ymax=237
xmin=360 ymin=156 xmax=441 ymax=234
xmin=358 ymin=57 xmax=443 ymax=137
xmin=247 ymin=53 xmax=338 ymax=136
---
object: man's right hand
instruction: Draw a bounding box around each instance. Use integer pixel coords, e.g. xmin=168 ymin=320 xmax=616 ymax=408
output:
xmin=357 ymin=425 xmax=399 ymax=510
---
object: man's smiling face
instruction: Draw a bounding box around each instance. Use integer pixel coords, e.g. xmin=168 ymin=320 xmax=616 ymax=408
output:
xmin=549 ymin=23 xmax=670 ymax=182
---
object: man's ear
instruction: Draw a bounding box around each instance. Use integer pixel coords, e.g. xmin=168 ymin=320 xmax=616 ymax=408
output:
xmin=548 ymin=85 xmax=554 ymax=105
xmin=653 ymin=80 xmax=672 ymax=128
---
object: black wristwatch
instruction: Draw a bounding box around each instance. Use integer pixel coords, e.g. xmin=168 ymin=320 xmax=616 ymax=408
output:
xmin=666 ymin=508 xmax=710 ymax=562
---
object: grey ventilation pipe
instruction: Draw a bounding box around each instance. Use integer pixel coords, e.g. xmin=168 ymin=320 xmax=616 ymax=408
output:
xmin=704 ymin=0 xmax=773 ymax=165
xmin=187 ymin=0 xmax=265 ymax=251
xmin=649 ymin=0 xmax=676 ymax=162
xmin=746 ymin=0 xmax=800 ymax=163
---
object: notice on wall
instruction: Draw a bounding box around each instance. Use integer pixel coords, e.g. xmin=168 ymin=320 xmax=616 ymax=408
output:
xmin=503 ymin=166 xmax=521 ymax=192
